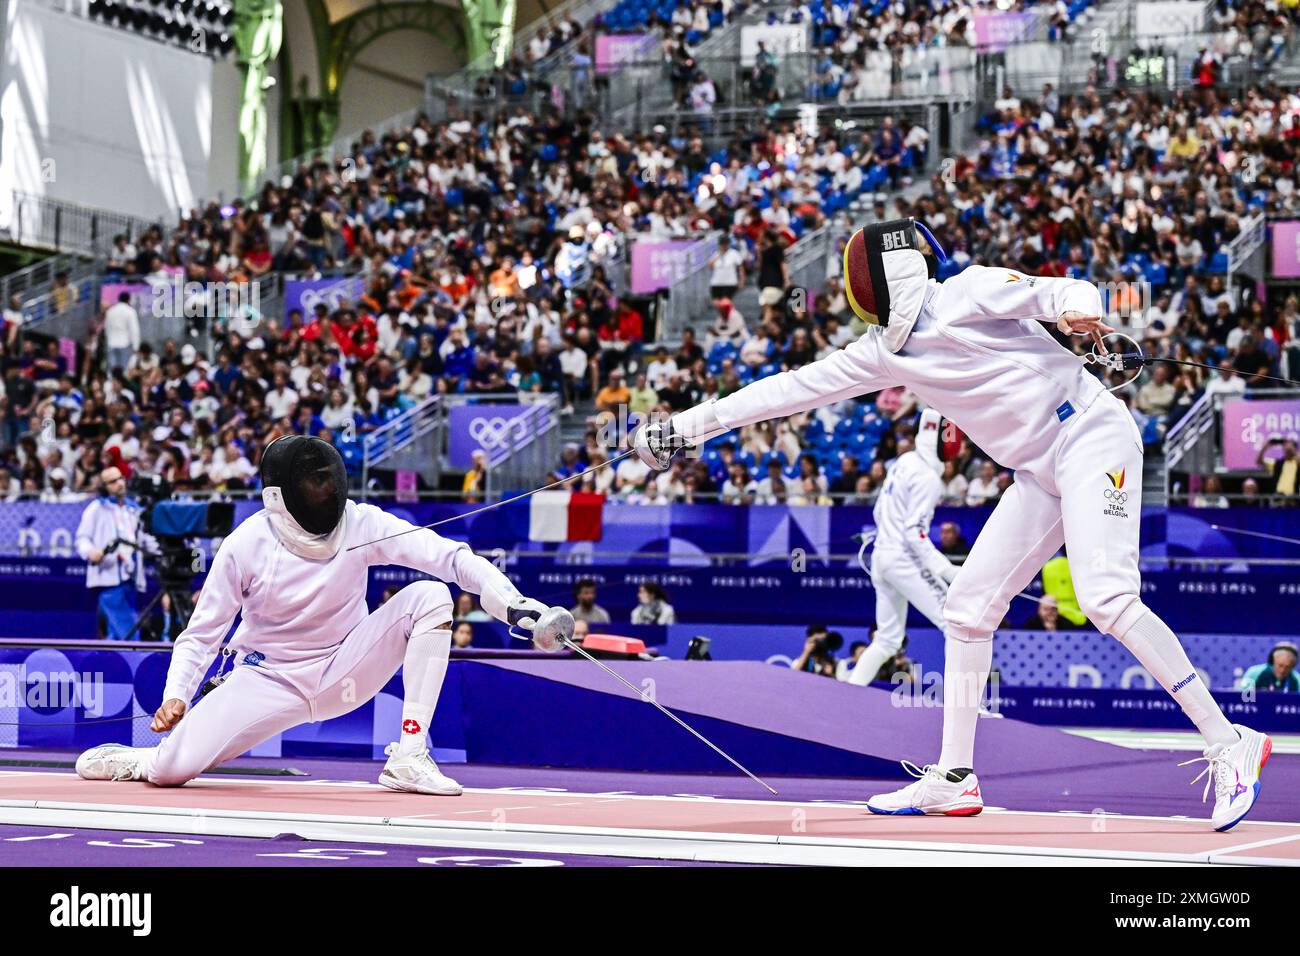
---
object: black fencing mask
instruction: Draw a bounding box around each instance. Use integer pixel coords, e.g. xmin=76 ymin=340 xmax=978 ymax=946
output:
xmin=260 ymin=436 xmax=348 ymax=537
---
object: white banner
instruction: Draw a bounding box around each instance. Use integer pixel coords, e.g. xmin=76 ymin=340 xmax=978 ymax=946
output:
xmin=1134 ymin=1 xmax=1207 ymax=37
xmin=740 ymin=24 xmax=808 ymax=66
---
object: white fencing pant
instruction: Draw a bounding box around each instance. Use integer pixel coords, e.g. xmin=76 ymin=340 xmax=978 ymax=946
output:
xmin=937 ymin=398 xmax=1234 ymax=768
xmin=146 ymin=581 xmax=454 ymax=786
xmin=848 ymin=547 xmax=948 ymax=686
xmin=944 ymin=401 xmax=1147 ymax=642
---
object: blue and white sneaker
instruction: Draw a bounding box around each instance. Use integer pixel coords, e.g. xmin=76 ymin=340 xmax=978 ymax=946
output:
xmin=867 ymin=761 xmax=983 ymax=817
xmin=1180 ymin=724 xmax=1272 ymax=832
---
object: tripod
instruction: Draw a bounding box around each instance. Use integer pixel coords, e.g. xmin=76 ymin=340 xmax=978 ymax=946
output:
xmin=108 ymin=537 xmax=198 ymax=642
xmin=121 ymin=577 xmax=196 ymax=642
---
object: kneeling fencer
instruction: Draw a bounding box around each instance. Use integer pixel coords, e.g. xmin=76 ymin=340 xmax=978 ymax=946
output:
xmin=847 ymin=408 xmax=961 ymax=687
xmin=636 ymin=218 xmax=1270 ymax=830
xmin=77 ymin=435 xmax=572 ymax=795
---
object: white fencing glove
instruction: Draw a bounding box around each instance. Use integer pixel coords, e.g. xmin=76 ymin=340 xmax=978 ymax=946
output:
xmin=507 ymin=597 xmax=574 ymax=653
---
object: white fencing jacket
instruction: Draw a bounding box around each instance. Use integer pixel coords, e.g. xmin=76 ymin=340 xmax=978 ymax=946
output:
xmin=678 ymin=265 xmax=1129 ymax=496
xmin=871 ymin=450 xmax=953 ymax=582
xmin=161 ymin=501 xmax=522 ymax=704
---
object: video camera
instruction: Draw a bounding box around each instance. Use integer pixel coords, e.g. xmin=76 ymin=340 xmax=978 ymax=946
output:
xmin=122 ymin=475 xmax=235 ymax=639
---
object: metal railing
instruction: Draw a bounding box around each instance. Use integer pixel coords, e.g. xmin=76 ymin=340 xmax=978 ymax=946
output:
xmin=8 ymin=192 xmax=168 ymax=258
xmin=1225 ymin=213 xmax=1268 ymax=293
xmin=657 ymin=220 xmax=857 ymax=345
xmin=0 ymin=253 xmax=96 ymax=310
xmin=1164 ymin=391 xmax=1226 ymax=491
xmin=985 ymin=28 xmax=1300 ymax=105
xmin=361 ymin=395 xmax=447 ymax=492
xmin=784 ymin=224 xmax=836 ymax=299
xmin=18 ymin=279 xmax=101 ymax=341
xmin=1165 ymin=388 xmax=1300 ymax=500
xmin=483 ymin=394 xmax=562 ymax=500
xmin=563 ymin=47 xmax=980 ymax=130
xmin=657 ymin=232 xmax=721 ymax=343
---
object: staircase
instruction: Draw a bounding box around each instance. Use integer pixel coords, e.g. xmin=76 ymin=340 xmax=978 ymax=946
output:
xmin=1142 ymin=448 xmax=1167 ymax=506
xmin=361 ymin=396 xmax=446 ymax=491
xmin=560 ymin=398 xmax=597 ymax=446
xmin=1162 ymin=392 xmax=1218 ymax=502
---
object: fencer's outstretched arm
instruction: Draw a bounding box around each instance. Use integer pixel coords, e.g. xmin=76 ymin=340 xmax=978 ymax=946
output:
xmin=668 ymin=335 xmax=901 ymax=447
xmin=358 ymin=504 xmax=526 ymax=622
xmin=162 ymin=538 xmax=244 ymax=705
xmin=947 ymin=265 xmax=1104 ymax=327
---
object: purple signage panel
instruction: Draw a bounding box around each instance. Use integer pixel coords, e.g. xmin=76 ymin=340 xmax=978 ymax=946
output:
xmin=1221 ymin=398 xmax=1300 ymax=469
xmin=972 ymin=11 xmax=1036 ymax=50
xmin=595 ymin=34 xmax=657 ymax=74
xmin=447 ymin=403 xmax=532 ymax=468
xmin=284 ymin=277 xmax=366 ymax=316
xmin=629 ymin=237 xmax=715 ymax=295
xmin=1271 ymin=221 xmax=1300 ymax=278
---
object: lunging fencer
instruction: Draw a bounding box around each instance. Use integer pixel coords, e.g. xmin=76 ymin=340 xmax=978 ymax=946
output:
xmin=847 ymin=409 xmax=961 ymax=687
xmin=76 ymin=435 xmax=572 ymax=795
xmin=635 ymin=218 xmax=1271 ymax=830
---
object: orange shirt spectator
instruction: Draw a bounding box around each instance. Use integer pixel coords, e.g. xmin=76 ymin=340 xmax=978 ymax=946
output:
xmin=489 ymin=260 xmax=521 ymax=300
xmin=595 ymin=369 xmax=631 ymax=412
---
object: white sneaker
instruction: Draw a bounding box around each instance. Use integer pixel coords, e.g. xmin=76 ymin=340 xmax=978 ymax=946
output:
xmin=1179 ymin=724 xmax=1272 ymax=832
xmin=75 ymin=745 xmax=150 ymax=782
xmin=378 ymin=743 xmax=462 ymax=796
xmin=867 ymin=761 xmax=984 ymax=817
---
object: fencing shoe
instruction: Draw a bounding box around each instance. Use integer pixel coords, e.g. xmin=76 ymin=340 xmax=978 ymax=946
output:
xmin=867 ymin=761 xmax=984 ymax=816
xmin=76 ymin=745 xmax=150 ymax=782
xmin=1179 ymin=724 xmax=1271 ymax=832
xmin=379 ymin=743 xmax=463 ymax=796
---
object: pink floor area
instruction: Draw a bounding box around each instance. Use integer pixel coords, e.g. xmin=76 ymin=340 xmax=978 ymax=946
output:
xmin=2 ymin=770 xmax=1296 ymax=865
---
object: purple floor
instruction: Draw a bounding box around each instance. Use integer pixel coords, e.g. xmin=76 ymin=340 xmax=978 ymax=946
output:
xmin=10 ymin=747 xmax=1300 ymax=822
xmin=0 ymin=824 xmax=740 ymax=866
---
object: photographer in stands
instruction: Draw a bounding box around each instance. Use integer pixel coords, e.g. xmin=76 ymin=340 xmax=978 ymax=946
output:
xmin=791 ymin=625 xmax=842 ymax=677
xmin=1256 ymin=436 xmax=1298 ymax=505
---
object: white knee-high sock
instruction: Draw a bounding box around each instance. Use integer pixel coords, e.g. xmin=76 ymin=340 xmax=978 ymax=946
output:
xmin=396 ymin=628 xmax=452 ymax=756
xmin=847 ymin=641 xmax=896 ymax=686
xmin=1114 ymin=609 xmax=1237 ymax=749
xmin=937 ymin=635 xmax=993 ymax=771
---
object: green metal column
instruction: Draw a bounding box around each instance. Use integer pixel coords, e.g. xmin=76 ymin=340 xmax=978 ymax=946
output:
xmin=462 ymin=0 xmax=517 ymax=67
xmin=234 ymin=0 xmax=284 ymax=191
xmin=273 ymin=0 xmax=472 ymax=166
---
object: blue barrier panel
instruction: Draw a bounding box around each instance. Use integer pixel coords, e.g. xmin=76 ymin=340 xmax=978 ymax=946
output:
xmin=3 ymin=556 xmax=1298 ymax=637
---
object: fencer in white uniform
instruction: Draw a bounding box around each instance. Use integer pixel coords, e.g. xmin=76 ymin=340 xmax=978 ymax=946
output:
xmin=847 ymin=409 xmax=959 ymax=687
xmin=636 ymin=218 xmax=1270 ymax=830
xmin=76 ymin=436 xmax=571 ymax=795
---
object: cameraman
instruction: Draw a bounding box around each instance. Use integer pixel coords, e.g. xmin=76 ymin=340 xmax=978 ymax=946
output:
xmin=791 ymin=624 xmax=842 ymax=677
xmin=74 ymin=466 xmax=142 ymax=640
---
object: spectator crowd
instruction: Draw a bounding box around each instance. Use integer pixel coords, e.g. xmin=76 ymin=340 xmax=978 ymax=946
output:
xmin=2 ymin=25 xmax=1299 ymax=512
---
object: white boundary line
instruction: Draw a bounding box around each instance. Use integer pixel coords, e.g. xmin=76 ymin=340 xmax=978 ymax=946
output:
xmin=6 ymin=770 xmax=1298 ymax=827
xmin=0 ymin=796 xmax=1284 ymax=868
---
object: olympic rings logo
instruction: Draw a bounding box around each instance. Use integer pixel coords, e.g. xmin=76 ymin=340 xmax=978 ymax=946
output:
xmin=469 ymin=416 xmax=526 ymax=448
xmin=1104 ymin=488 xmax=1128 ymax=504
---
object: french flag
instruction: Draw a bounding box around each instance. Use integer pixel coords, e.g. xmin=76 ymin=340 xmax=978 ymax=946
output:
xmin=528 ymin=491 xmax=605 ymax=542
